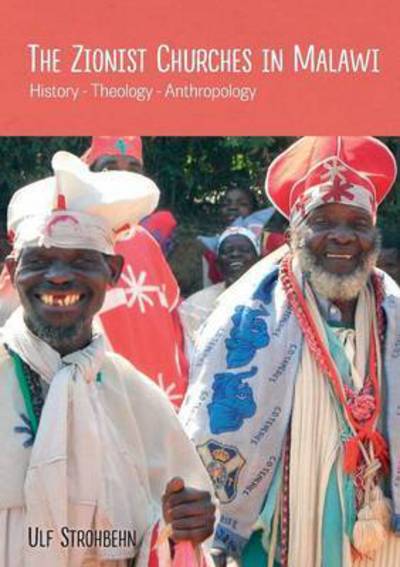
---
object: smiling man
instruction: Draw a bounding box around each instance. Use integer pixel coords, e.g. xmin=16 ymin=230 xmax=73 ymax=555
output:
xmin=180 ymin=137 xmax=400 ymax=567
xmin=179 ymin=227 xmax=260 ymax=359
xmin=0 ymin=151 xmax=215 ymax=567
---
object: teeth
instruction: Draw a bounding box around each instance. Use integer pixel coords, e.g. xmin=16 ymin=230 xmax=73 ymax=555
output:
xmin=41 ymin=294 xmax=53 ymax=305
xmin=40 ymin=293 xmax=81 ymax=306
xmin=326 ymin=254 xmax=352 ymax=259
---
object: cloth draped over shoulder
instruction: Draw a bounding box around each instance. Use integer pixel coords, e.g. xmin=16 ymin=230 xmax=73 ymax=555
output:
xmin=0 ymin=309 xmax=213 ymax=566
xmin=179 ymin=282 xmax=226 ymax=359
xmin=180 ymin=253 xmax=400 ymax=561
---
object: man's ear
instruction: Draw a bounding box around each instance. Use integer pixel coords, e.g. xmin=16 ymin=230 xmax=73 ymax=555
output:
xmin=106 ymin=254 xmax=124 ymax=285
xmin=5 ymin=255 xmax=17 ymax=285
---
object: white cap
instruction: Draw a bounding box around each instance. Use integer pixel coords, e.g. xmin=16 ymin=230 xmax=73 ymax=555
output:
xmin=217 ymin=226 xmax=261 ymax=255
xmin=8 ymin=151 xmax=160 ymax=255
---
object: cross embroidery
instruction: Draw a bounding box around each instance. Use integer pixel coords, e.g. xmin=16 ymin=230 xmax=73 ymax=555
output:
xmin=156 ymin=373 xmax=183 ymax=407
xmin=294 ymin=192 xmax=312 ymax=217
xmin=120 ymin=264 xmax=168 ymax=314
xmin=320 ymin=159 xmax=348 ymax=185
xmin=319 ymin=159 xmax=355 ymax=203
xmin=321 ymin=181 xmax=355 ymax=203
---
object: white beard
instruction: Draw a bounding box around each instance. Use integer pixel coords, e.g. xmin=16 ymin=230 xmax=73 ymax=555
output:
xmin=292 ymin=233 xmax=380 ymax=301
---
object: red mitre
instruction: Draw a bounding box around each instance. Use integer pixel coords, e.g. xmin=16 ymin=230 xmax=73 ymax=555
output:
xmin=82 ymin=136 xmax=143 ymax=166
xmin=265 ymin=137 xmax=397 ymax=226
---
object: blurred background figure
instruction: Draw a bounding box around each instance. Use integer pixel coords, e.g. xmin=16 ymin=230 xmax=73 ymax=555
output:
xmin=140 ymin=209 xmax=177 ymax=257
xmin=81 ymin=135 xmax=144 ymax=173
xmin=83 ymin=135 xmax=178 ymax=257
xmin=220 ymin=186 xmax=258 ymax=226
xmin=84 ymin=136 xmax=189 ymax=408
xmin=180 ymin=226 xmax=260 ymax=359
xmin=261 ymin=209 xmax=288 ymax=256
xmin=377 ymin=225 xmax=400 ymax=285
xmin=198 ymin=185 xmax=273 ymax=287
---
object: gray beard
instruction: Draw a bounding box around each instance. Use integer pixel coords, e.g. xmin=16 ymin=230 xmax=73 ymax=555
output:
xmin=292 ymin=234 xmax=380 ymax=301
xmin=25 ymin=315 xmax=89 ymax=354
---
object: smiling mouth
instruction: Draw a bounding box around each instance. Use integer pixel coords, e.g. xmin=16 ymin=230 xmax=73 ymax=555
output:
xmin=37 ymin=293 xmax=84 ymax=307
xmin=228 ymin=261 xmax=245 ymax=269
xmin=325 ymin=253 xmax=353 ymax=260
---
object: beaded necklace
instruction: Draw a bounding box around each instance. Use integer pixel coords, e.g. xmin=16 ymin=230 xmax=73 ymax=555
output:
xmin=9 ymin=349 xmax=102 ymax=443
xmin=279 ymin=254 xmax=389 ymax=477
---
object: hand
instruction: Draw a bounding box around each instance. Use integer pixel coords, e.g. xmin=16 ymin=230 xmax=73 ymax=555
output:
xmin=162 ymin=477 xmax=216 ymax=546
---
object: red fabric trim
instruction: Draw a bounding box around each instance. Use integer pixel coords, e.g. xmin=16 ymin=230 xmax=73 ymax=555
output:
xmin=148 ymin=523 xmax=160 ymax=567
xmin=280 ymin=255 xmax=389 ymax=474
xmin=262 ymin=232 xmax=286 ymax=256
xmin=113 ymin=222 xmax=131 ymax=235
xmin=56 ymin=194 xmax=66 ymax=210
xmin=203 ymin=250 xmax=223 ymax=284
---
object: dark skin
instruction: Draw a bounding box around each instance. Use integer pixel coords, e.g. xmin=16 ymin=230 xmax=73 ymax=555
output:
xmin=6 ymin=245 xmax=215 ymax=546
xmin=211 ymin=206 xmax=378 ymax=566
xmin=6 ymin=246 xmax=123 ymax=355
xmin=296 ymin=203 xmax=377 ymax=326
xmin=220 ymin=188 xmax=255 ymax=227
xmin=217 ymin=234 xmax=259 ymax=287
xmin=163 ymin=477 xmax=215 ymax=545
xmin=91 ymin=155 xmax=143 ymax=174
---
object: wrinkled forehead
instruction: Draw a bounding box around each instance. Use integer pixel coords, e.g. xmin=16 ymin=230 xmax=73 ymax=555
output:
xmin=303 ymin=202 xmax=374 ymax=225
xmin=17 ymin=245 xmax=104 ymax=263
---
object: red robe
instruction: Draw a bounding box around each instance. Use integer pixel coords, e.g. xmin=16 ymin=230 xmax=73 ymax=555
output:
xmin=99 ymin=227 xmax=188 ymax=408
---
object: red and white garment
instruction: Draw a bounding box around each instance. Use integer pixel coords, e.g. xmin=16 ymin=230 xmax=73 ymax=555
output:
xmin=99 ymin=226 xmax=188 ymax=408
xmin=265 ymin=136 xmax=397 ymax=226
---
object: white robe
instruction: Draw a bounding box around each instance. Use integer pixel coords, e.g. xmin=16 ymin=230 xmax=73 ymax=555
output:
xmin=0 ymin=347 xmax=213 ymax=566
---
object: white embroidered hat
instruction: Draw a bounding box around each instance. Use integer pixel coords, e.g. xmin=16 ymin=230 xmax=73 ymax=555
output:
xmin=7 ymin=151 xmax=160 ymax=255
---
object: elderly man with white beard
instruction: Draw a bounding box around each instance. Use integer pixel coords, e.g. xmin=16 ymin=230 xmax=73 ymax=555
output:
xmin=180 ymin=137 xmax=400 ymax=567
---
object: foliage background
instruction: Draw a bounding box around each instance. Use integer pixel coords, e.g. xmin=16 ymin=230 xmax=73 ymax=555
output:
xmin=1 ymin=137 xmax=399 ymax=294
xmin=1 ymin=136 xmax=399 ymax=225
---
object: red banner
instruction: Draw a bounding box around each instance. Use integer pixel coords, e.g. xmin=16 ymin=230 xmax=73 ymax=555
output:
xmin=0 ymin=0 xmax=399 ymax=134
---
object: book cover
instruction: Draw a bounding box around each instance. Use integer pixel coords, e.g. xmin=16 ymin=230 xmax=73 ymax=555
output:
xmin=0 ymin=1 xmax=399 ymax=566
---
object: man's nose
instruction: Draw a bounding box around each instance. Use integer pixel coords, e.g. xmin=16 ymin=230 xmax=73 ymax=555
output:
xmin=329 ymin=226 xmax=356 ymax=244
xmin=44 ymin=263 xmax=74 ymax=285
